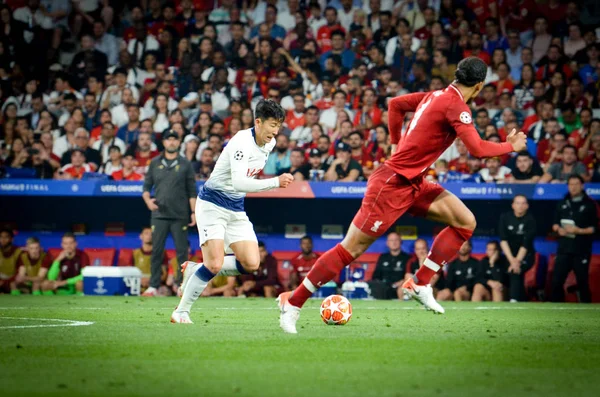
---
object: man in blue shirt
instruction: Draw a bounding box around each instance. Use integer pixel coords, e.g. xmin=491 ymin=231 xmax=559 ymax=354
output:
xmin=484 ymin=18 xmax=509 ymax=54
xmin=320 ymin=30 xmax=356 ymax=70
xmin=249 ymin=5 xmax=286 ymax=40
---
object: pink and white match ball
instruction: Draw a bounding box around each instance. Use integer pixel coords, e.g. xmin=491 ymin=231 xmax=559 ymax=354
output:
xmin=320 ymin=295 xmax=352 ymax=325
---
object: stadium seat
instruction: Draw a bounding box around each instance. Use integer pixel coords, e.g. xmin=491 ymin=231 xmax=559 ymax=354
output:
xmin=272 ymin=251 xmax=302 ymax=289
xmin=83 ymin=248 xmax=116 ymax=266
xmin=349 ymin=253 xmax=380 ymax=281
xmin=47 ymin=248 xmax=61 ymax=260
xmin=589 ymin=255 xmax=600 ymax=303
xmin=165 ymin=249 xmax=177 ymax=262
xmin=117 ymin=248 xmax=133 ymax=267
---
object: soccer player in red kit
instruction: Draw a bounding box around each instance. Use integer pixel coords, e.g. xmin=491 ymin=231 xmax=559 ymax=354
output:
xmin=278 ymin=57 xmax=527 ymax=333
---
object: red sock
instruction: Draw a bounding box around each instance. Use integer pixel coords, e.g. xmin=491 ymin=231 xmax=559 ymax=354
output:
xmin=288 ymin=244 xmax=355 ymax=308
xmin=414 ymin=226 xmax=473 ymax=285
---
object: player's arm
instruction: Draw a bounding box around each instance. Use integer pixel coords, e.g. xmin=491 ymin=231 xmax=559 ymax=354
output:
xmin=229 ymin=144 xmax=285 ymax=192
xmin=388 ymin=92 xmax=428 ymax=145
xmin=449 ymin=101 xmax=525 ymax=157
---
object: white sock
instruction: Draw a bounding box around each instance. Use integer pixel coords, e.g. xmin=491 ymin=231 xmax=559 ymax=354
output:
xmin=176 ymin=264 xmax=216 ymax=313
xmin=217 ymin=255 xmax=247 ymax=276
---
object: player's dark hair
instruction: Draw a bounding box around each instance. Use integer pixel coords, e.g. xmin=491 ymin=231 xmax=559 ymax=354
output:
xmin=476 ymin=109 xmax=489 ymax=117
xmin=455 ymin=57 xmax=487 ymax=87
xmin=561 ymin=144 xmax=577 ymax=154
xmin=486 ymin=240 xmax=500 ymax=251
xmin=31 ymin=91 xmax=44 ymax=101
xmin=516 ymin=151 xmax=532 ymax=159
xmin=318 ymin=134 xmax=331 ymax=143
xmin=580 ymin=107 xmax=593 ymax=116
xmin=258 ymin=241 xmax=266 ymax=248
xmin=254 ymin=99 xmax=285 ymax=124
xmin=208 ymin=133 xmax=223 ymax=141
xmin=301 ymin=235 xmax=313 ymax=242
xmin=26 ymin=236 xmax=40 ymax=245
xmin=108 ymin=145 xmax=121 ymax=152
xmin=63 ymin=93 xmax=77 ymax=102
xmin=306 ymin=105 xmax=319 ymax=114
xmin=291 ymin=148 xmax=304 ymax=156
xmin=380 ymin=11 xmax=392 ymax=19
xmin=553 ymin=131 xmax=568 ymax=141
xmin=324 ymin=6 xmax=337 ymax=15
xmin=331 ymin=29 xmax=345 ymax=39
xmin=332 ymin=90 xmax=346 ymax=99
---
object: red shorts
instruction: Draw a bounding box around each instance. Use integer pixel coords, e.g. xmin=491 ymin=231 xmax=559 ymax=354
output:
xmin=352 ymin=164 xmax=445 ymax=237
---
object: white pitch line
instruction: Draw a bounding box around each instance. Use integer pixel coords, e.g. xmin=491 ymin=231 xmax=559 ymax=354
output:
xmin=0 ymin=317 xmax=94 ymax=329
xmin=2 ymin=306 xmax=600 ymax=312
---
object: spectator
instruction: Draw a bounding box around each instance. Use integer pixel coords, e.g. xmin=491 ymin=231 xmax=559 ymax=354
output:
xmin=320 ymin=29 xmax=355 ymax=70
xmin=111 ymin=153 xmax=143 ymax=181
xmin=506 ymin=30 xmax=523 ymax=80
xmin=59 ymin=149 xmax=94 ymax=179
xmin=569 ymin=108 xmax=593 ymax=152
xmin=196 ymin=147 xmax=215 ymax=181
xmin=290 ymin=106 xmax=319 ymax=146
xmin=510 ymin=152 xmax=543 ymax=183
xmin=0 ymin=228 xmax=22 ymax=294
xmin=12 ymin=236 xmax=52 ymax=295
xmin=69 ymin=34 xmax=108 ymax=90
xmin=474 ymin=109 xmax=491 ymax=137
xmin=60 ymin=128 xmax=101 ymax=169
xmin=279 ymin=148 xmax=305 ymax=179
xmin=237 ymin=241 xmax=278 ymax=297
xmin=406 ymin=238 xmax=444 ymax=292
xmin=448 ymin=138 xmax=470 ymax=174
xmin=296 ymin=148 xmax=328 ymax=181
xmin=21 ymin=142 xmax=54 ymax=179
xmin=317 ymin=7 xmax=345 ymax=54
xmin=202 ymin=273 xmax=236 ymax=297
xmin=564 ymin=23 xmax=586 ymax=59
xmin=369 ymin=232 xmax=411 ymax=300
xmin=102 ymin=69 xmax=140 ymax=111
xmin=41 ymin=232 xmax=89 ymax=296
xmin=540 ymin=145 xmax=588 ymax=183
xmin=436 ymin=241 xmax=478 ymax=302
xmin=499 ymin=195 xmax=537 ymax=302
xmin=92 ymin=122 xmax=126 ymax=164
xmin=583 ymin=132 xmax=600 ymax=182
xmin=536 ymin=45 xmax=571 ymax=81
xmin=289 ymin=236 xmax=320 ymax=290
xmin=484 ymin=18 xmax=508 ymax=54
xmin=284 ymin=94 xmax=306 ymax=130
xmin=537 ymin=128 xmax=566 ymax=167
xmin=550 ymin=175 xmax=598 ymax=303
xmin=99 ymin=145 xmax=122 ymax=176
xmin=127 ymin=23 xmax=160 ymax=66
xmin=471 ymin=241 xmax=507 ymax=302
xmin=325 ymin=141 xmax=362 ymax=181
xmin=131 ymin=227 xmax=166 ymax=290
xmin=250 ymin=5 xmax=286 ymax=41
xmin=142 ymin=131 xmax=196 ymax=296
xmin=528 ymin=17 xmax=552 ymax=65
xmin=479 ymin=156 xmax=512 ymax=183
xmin=92 ymin=19 xmax=118 ymax=66
xmin=320 ymin=90 xmax=354 ymax=131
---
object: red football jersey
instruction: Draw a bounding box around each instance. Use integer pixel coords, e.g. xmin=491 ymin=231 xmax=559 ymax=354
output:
xmin=291 ymin=253 xmax=320 ymax=280
xmin=386 ymin=86 xmax=513 ymax=180
xmin=112 ymin=170 xmax=143 ymax=181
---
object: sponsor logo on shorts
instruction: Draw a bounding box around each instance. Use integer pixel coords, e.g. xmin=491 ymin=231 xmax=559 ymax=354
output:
xmin=371 ymin=221 xmax=383 ymax=233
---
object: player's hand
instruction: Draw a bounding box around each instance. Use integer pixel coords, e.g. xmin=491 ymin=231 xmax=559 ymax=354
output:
xmin=278 ymin=173 xmax=294 ymax=188
xmin=557 ymin=227 xmax=568 ymax=237
xmin=188 ymin=213 xmax=196 ymax=227
xmin=506 ymin=128 xmax=527 ymax=152
xmin=55 ymin=250 xmax=67 ymax=262
xmin=146 ymin=198 xmax=159 ymax=211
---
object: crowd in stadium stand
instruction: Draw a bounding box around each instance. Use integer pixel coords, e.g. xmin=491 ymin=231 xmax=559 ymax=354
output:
xmin=0 ymin=0 xmax=599 ymax=183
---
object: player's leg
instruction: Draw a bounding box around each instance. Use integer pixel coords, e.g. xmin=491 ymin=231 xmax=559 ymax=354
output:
xmin=409 ymin=188 xmax=476 ymax=287
xmin=172 ymin=201 xmax=228 ymax=323
xmin=279 ymin=166 xmax=414 ymax=333
xmin=490 ymin=282 xmax=504 ymax=302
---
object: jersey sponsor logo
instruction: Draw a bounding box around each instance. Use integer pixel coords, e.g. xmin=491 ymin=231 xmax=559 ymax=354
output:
xmin=371 ymin=220 xmax=383 ymax=233
xmin=459 ymin=111 xmax=472 ymax=124
xmin=234 ymin=150 xmax=244 ymax=160
xmin=247 ymin=168 xmax=262 ymax=177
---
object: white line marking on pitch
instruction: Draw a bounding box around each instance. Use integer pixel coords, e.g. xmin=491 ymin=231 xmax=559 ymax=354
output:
xmin=0 ymin=317 xmax=94 ymax=329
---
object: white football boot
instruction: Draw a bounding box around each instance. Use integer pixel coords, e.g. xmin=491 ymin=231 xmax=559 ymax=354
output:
xmin=170 ymin=310 xmax=193 ymax=324
xmin=402 ymin=278 xmax=445 ymax=314
xmin=277 ymin=292 xmax=301 ymax=334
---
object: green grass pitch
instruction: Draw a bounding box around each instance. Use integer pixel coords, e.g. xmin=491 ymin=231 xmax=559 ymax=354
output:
xmin=1 ymin=297 xmax=599 ymax=397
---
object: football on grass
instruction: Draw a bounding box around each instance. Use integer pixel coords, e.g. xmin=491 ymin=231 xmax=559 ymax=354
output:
xmin=320 ymin=295 xmax=352 ymax=325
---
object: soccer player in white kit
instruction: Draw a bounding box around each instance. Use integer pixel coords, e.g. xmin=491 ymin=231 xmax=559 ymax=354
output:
xmin=171 ymin=99 xmax=293 ymax=323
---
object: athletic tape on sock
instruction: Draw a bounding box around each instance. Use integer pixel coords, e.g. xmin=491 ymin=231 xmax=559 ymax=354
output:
xmin=302 ymin=277 xmax=317 ymax=293
xmin=423 ymin=258 xmax=441 ymax=272
xmin=196 ymin=265 xmax=217 ymax=282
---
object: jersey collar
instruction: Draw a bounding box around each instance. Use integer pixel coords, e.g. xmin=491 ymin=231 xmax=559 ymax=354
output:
xmin=448 ymin=84 xmax=464 ymax=101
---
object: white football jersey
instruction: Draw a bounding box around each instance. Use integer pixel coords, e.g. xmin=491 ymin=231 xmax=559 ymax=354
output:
xmin=199 ymin=127 xmax=278 ymax=211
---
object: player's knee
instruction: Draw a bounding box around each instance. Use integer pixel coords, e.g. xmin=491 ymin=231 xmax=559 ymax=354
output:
xmin=41 ymin=280 xmax=52 ymax=291
xmin=203 ymin=261 xmax=223 ymax=274
xmin=240 ymin=257 xmax=260 ymax=272
xmin=459 ymin=212 xmax=477 ymax=231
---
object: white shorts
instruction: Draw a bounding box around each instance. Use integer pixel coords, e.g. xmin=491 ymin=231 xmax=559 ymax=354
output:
xmin=196 ymin=199 xmax=257 ymax=254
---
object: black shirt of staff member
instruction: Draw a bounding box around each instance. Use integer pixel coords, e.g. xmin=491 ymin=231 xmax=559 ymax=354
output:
xmin=498 ymin=195 xmax=537 ymax=302
xmin=472 ymin=241 xmax=508 ymax=302
xmin=436 ymin=240 xmax=478 ymax=302
xmin=550 ymin=175 xmax=598 ymax=303
xmin=142 ymin=131 xmax=197 ymax=296
xmin=369 ymin=232 xmax=411 ymax=299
